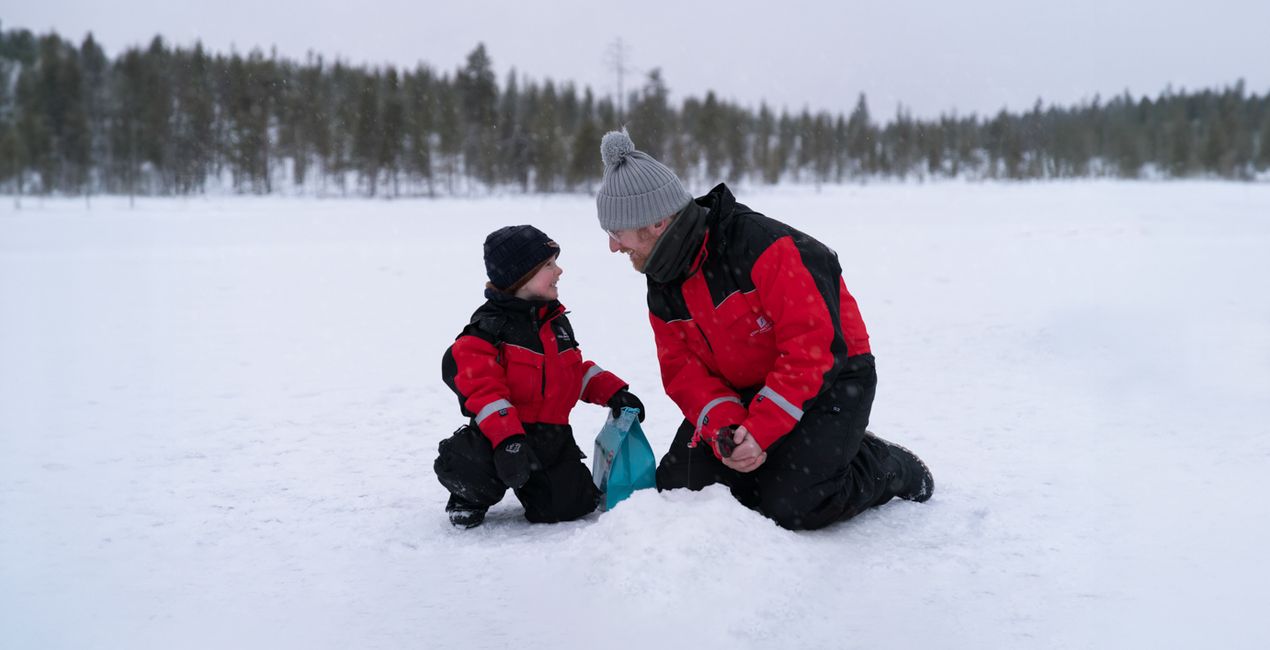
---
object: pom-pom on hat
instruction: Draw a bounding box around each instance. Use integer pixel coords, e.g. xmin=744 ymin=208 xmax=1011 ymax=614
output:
xmin=483 ymin=225 xmax=560 ymax=292
xmin=596 ymin=129 xmax=693 ymax=231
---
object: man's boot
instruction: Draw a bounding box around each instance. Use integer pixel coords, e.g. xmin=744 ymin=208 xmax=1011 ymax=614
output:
xmin=866 ymin=431 xmax=934 ymax=503
xmin=446 ymin=494 xmax=488 ymax=529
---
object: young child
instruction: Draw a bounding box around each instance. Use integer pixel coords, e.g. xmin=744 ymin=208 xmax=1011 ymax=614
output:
xmin=436 ymin=225 xmax=645 ymax=528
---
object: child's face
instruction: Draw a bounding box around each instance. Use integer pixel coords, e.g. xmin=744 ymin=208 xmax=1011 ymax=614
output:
xmin=513 ymin=255 xmax=562 ymax=302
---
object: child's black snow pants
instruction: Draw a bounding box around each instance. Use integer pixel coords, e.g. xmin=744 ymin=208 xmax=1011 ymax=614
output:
xmin=434 ymin=423 xmax=598 ymax=523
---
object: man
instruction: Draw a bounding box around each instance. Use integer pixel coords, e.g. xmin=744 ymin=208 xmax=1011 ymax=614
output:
xmin=595 ymin=129 xmax=933 ymax=530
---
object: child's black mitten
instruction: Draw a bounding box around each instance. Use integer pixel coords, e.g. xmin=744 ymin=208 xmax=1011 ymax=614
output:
xmin=606 ymin=389 xmax=646 ymax=422
xmin=494 ymin=435 xmax=537 ymax=489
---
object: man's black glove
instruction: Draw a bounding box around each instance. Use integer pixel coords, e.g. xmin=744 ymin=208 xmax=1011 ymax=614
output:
xmin=606 ymin=389 xmax=645 ymax=422
xmin=493 ymin=435 xmax=538 ymax=489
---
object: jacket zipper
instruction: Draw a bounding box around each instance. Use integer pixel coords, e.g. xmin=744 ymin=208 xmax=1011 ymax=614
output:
xmin=694 ymin=321 xmax=714 ymax=355
xmin=538 ymin=306 xmax=564 ymax=397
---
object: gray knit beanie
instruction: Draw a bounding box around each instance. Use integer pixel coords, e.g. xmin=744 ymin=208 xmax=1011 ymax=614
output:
xmin=596 ymin=130 xmax=693 ymax=231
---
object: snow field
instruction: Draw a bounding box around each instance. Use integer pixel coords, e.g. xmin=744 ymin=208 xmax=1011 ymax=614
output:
xmin=2 ymin=182 xmax=1269 ymax=648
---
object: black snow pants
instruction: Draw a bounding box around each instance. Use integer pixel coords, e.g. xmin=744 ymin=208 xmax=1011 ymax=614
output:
xmin=434 ymin=422 xmax=598 ymax=523
xmin=655 ymin=353 xmax=901 ymax=530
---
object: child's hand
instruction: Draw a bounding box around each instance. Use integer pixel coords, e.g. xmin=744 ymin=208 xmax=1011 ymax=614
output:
xmin=606 ymin=389 xmax=645 ymax=422
xmin=494 ymin=435 xmax=538 ymax=488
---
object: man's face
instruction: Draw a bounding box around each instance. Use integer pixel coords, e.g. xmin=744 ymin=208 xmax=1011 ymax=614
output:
xmin=607 ymin=224 xmax=663 ymax=273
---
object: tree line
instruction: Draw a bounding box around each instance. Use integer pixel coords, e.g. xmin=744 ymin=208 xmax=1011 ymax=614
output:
xmin=2 ymin=25 xmax=1268 ymax=198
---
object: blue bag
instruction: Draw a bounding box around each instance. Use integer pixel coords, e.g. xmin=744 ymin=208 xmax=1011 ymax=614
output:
xmin=591 ymin=406 xmax=656 ymax=511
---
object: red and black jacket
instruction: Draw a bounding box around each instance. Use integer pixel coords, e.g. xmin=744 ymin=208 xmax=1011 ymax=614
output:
xmin=646 ymin=184 xmax=871 ymax=452
xmin=442 ymin=290 xmax=628 ymax=447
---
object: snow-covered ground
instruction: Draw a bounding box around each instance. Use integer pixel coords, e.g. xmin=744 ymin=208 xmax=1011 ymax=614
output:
xmin=3 ymin=182 xmax=1269 ymax=649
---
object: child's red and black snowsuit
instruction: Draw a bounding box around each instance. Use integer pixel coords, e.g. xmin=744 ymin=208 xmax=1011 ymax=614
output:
xmin=436 ymin=290 xmax=628 ymax=523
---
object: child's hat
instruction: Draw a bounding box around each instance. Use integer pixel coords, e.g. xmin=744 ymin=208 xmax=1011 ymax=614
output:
xmin=484 ymin=225 xmax=560 ymax=292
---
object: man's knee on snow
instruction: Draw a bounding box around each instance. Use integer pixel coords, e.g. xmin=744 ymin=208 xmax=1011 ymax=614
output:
xmin=760 ymin=499 xmax=815 ymax=530
xmin=758 ymin=485 xmax=846 ymax=531
xmin=654 ymin=460 xmax=692 ymax=491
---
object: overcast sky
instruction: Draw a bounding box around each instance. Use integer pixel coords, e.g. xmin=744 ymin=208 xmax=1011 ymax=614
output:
xmin=8 ymin=1 xmax=1270 ymax=119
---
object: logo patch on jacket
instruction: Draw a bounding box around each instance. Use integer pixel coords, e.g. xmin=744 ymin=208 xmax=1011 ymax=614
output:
xmin=750 ymin=315 xmax=773 ymax=336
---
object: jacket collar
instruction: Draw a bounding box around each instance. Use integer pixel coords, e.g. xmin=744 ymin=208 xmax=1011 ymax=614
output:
xmin=481 ymin=287 xmax=563 ymax=321
xmin=644 ymin=183 xmax=736 ymax=285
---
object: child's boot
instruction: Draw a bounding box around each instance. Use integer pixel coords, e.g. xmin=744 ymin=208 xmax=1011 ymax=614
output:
xmin=446 ymin=494 xmax=488 ymax=529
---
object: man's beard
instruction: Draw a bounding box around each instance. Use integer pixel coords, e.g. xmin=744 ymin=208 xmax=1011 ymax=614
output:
xmin=628 ymin=250 xmax=649 ymax=272
xmin=626 ymin=229 xmax=659 ymax=273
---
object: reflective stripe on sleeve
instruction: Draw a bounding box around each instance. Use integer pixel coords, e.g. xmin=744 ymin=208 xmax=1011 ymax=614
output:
xmin=696 ymin=396 xmax=743 ymax=430
xmin=475 ymin=398 xmax=513 ymax=424
xmin=579 ymin=365 xmax=604 ymax=399
xmin=757 ymin=386 xmax=804 ymax=422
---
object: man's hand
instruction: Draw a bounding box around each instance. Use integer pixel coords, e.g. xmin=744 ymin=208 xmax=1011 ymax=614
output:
xmin=719 ymin=426 xmax=767 ymax=473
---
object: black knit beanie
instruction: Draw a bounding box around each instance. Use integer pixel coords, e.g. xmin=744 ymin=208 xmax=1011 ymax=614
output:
xmin=483 ymin=225 xmax=560 ymax=292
